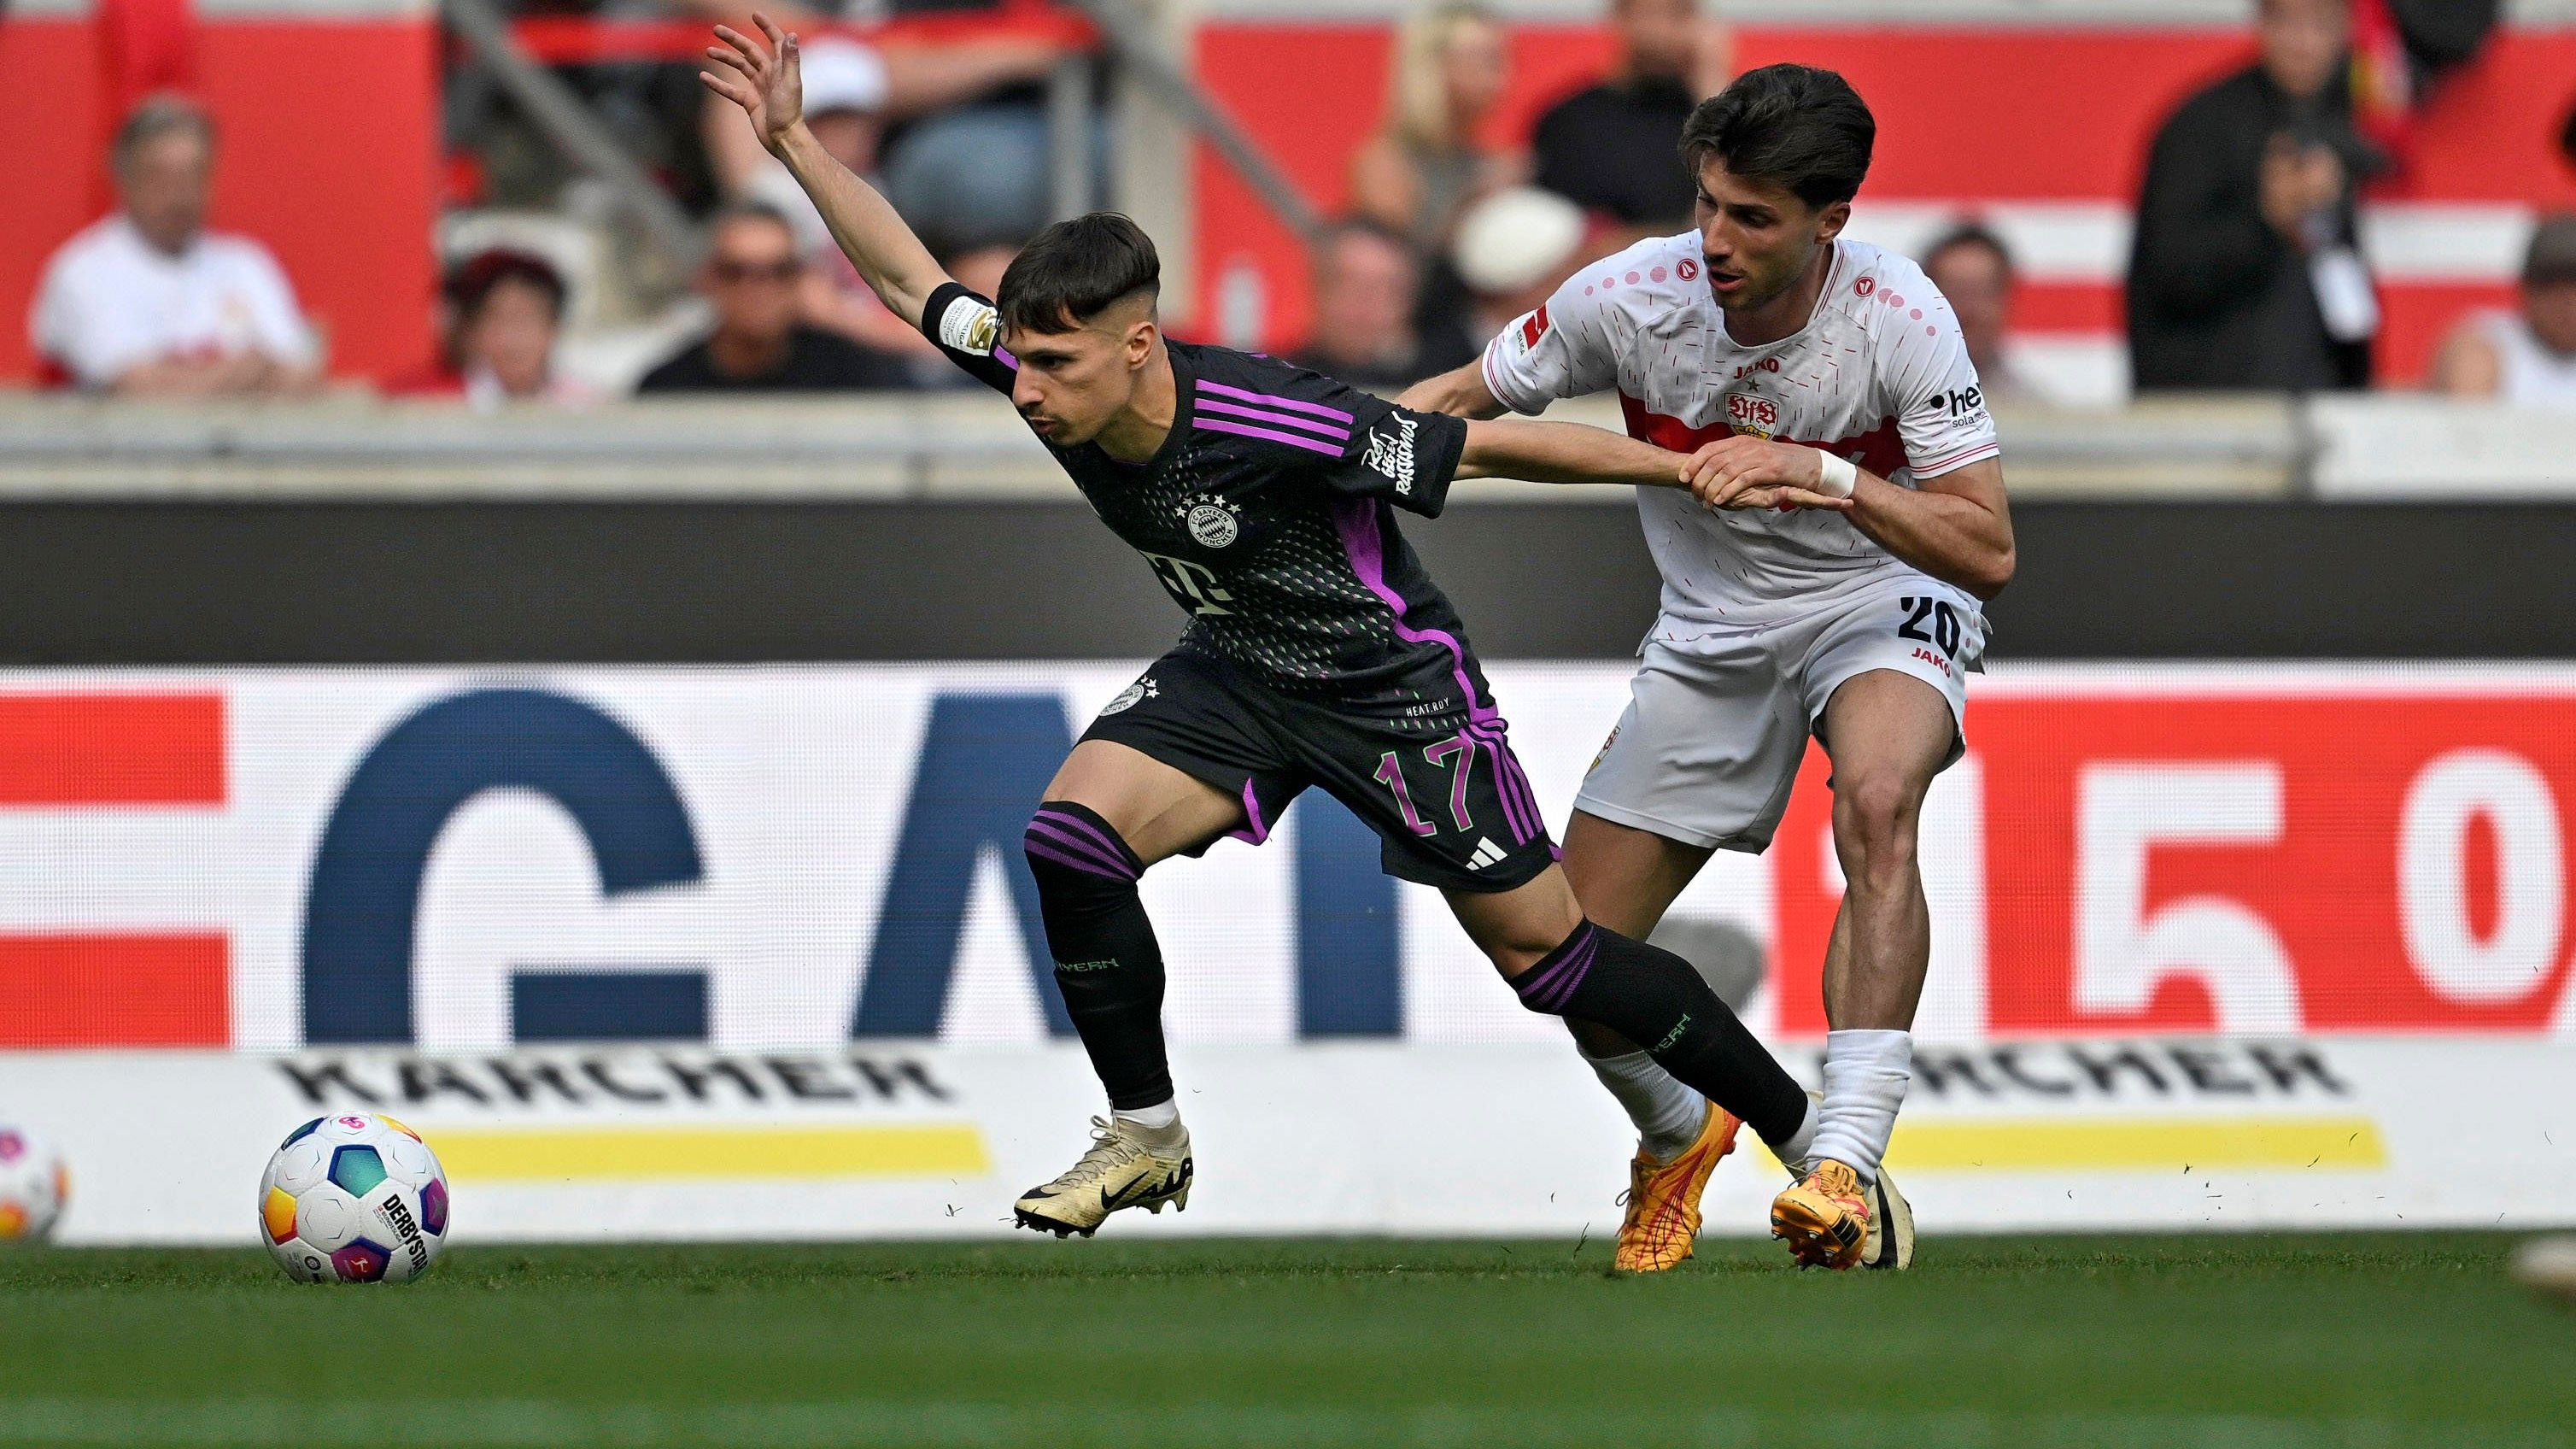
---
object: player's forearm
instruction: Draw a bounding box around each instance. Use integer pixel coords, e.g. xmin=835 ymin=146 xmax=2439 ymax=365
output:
xmin=1456 ymin=419 xmax=1681 ymax=488
xmin=773 ymin=123 xmax=949 ymax=330
xmin=1844 ymin=472 xmax=2017 ymax=600
xmin=1396 ymin=361 xmax=1507 ymax=419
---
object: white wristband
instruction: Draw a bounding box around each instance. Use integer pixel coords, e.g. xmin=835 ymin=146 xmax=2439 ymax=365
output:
xmin=1813 ymin=450 xmax=1859 ymax=498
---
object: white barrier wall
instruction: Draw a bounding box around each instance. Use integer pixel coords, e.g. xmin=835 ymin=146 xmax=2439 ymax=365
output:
xmin=1 ymin=661 xmax=2572 ymax=1241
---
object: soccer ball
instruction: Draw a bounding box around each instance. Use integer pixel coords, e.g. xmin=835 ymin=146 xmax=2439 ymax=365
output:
xmin=259 ymin=1113 xmax=449 ymax=1283
xmin=0 ymin=1125 xmax=68 ymax=1242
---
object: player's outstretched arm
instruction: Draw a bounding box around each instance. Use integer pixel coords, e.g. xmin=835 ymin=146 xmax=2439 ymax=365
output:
xmin=1454 ymin=418 xmax=1710 ymax=490
xmin=701 ymin=15 xmax=951 ymax=330
xmin=1396 ymin=361 xmax=1508 ymax=420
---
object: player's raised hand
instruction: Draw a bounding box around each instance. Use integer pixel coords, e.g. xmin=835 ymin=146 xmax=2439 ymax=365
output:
xmin=701 ymin=13 xmax=803 ymax=155
xmin=1682 ymin=436 xmax=1856 ymax=513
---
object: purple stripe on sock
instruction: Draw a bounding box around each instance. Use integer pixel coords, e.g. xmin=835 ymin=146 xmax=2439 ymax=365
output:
xmin=1025 ymin=838 xmax=1134 ymax=883
xmin=1027 ymin=818 xmax=1136 ymax=880
xmin=1514 ymin=925 xmax=1597 ymax=1006
xmin=1193 ymin=417 xmax=1346 ymax=455
xmin=1034 ymin=809 xmax=1140 ymax=877
xmin=1522 ymin=935 xmax=1599 ymax=1013
xmin=1194 ymin=396 xmax=1350 ymax=440
xmin=1194 ymin=378 xmax=1355 ymax=423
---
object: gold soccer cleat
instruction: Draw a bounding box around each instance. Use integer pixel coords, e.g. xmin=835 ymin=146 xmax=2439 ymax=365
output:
xmin=1613 ymin=1102 xmax=1742 ymax=1272
xmin=1771 ymin=1159 xmax=1871 ymax=1270
xmin=1013 ymin=1117 xmax=1192 ymax=1238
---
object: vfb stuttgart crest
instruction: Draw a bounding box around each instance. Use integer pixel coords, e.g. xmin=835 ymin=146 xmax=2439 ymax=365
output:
xmin=1726 ymin=391 xmax=1779 ymax=440
xmin=1180 ymin=493 xmax=1241 ymax=549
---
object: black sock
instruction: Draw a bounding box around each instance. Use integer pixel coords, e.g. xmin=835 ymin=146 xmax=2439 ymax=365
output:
xmin=1513 ymin=920 xmax=1809 ymax=1147
xmin=1023 ymin=801 xmax=1173 ymax=1112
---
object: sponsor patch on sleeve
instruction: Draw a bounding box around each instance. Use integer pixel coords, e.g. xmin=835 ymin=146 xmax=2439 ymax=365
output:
xmin=939 ymin=295 xmax=1000 ymax=356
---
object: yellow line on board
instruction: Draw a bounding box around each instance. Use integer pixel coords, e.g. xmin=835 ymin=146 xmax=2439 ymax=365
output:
xmin=1758 ymin=1117 xmax=2387 ymax=1173
xmin=430 ymin=1124 xmax=992 ymax=1182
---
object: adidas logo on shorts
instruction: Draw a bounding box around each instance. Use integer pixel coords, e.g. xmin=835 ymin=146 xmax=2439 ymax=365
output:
xmin=1467 ymin=837 xmax=1508 ymax=871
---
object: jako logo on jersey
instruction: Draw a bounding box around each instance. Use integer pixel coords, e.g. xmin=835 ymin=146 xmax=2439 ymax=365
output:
xmin=1183 ymin=496 xmax=1241 ymax=549
xmin=1726 ymin=392 xmax=1778 ymax=437
xmin=938 ymin=296 xmax=999 ymax=356
xmin=1100 ymin=677 xmax=1158 ymax=716
xmin=1519 ymin=304 xmax=1550 ymax=349
xmin=1364 ymin=414 xmax=1419 ymax=495
xmin=1731 ymin=358 xmax=1782 ymax=379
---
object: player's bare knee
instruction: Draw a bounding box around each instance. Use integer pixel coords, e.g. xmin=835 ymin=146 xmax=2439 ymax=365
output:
xmin=1831 ymin=777 xmax=1919 ymax=883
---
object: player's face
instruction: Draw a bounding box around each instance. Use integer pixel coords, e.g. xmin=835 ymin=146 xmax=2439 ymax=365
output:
xmin=1004 ymin=308 xmax=1157 ymax=446
xmin=2257 ymin=0 xmax=2350 ymax=103
xmin=1693 ymin=159 xmax=1849 ymax=316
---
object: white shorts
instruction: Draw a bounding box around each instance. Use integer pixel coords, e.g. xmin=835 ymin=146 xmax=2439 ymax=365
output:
xmin=1573 ymin=584 xmax=1982 ymax=853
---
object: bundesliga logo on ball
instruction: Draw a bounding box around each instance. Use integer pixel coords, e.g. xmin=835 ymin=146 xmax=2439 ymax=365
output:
xmin=258 ymin=1112 xmax=450 ymax=1283
xmin=0 ymin=1126 xmax=69 ymax=1243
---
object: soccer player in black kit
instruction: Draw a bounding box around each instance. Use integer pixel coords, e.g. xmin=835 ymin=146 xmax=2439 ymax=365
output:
xmin=704 ymin=16 xmax=1820 ymax=1239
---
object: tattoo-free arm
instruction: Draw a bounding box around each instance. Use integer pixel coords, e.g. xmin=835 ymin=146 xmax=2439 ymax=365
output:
xmin=1397 ymin=360 xmax=1508 ymax=419
xmin=1843 ymin=457 xmax=2017 ymax=600
xmin=1455 ymin=418 xmax=1685 ymax=487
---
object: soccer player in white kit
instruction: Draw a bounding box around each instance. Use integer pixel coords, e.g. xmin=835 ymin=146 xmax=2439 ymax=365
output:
xmin=1405 ymin=63 xmax=2016 ymax=1270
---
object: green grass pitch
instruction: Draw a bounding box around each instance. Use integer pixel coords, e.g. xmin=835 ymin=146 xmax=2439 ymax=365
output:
xmin=2 ymin=1234 xmax=2570 ymax=1448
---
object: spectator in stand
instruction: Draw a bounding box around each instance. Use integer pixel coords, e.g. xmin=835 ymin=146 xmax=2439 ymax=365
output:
xmin=635 ymin=202 xmax=912 ymax=392
xmin=393 ymin=249 xmax=596 ymax=408
xmin=2127 ymin=0 xmax=2382 ymax=393
xmin=1920 ymin=222 xmax=2034 ymax=403
xmin=2431 ymin=214 xmax=2576 ymax=407
xmin=1420 ymin=186 xmax=1587 ymax=375
xmin=1289 ymin=220 xmax=1428 ymax=394
xmin=1531 ymin=0 xmax=1728 ymax=238
xmin=30 ymin=95 xmax=319 ymax=395
xmin=1349 ymin=3 xmax=1519 ymax=255
xmin=700 ymin=23 xmax=1080 ymax=259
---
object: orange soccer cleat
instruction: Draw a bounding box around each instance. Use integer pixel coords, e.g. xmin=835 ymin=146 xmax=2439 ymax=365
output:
xmin=1771 ymin=1159 xmax=1871 ymax=1270
xmin=1613 ymin=1102 xmax=1742 ymax=1272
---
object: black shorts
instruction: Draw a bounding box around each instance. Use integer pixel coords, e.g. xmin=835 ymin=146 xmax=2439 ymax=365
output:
xmin=1080 ymin=649 xmax=1559 ymax=893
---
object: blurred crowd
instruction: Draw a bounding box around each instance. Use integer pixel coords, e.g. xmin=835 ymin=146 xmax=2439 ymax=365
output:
xmin=25 ymin=0 xmax=2576 ymax=409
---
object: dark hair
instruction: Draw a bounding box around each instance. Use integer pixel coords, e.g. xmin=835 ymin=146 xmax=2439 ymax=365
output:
xmin=1920 ymin=220 xmax=2014 ymax=281
xmin=997 ymin=213 xmax=1161 ymax=335
xmin=446 ymin=248 xmax=568 ymax=326
xmin=709 ymin=200 xmax=800 ymax=247
xmin=114 ymin=93 xmax=215 ymax=168
xmin=1677 ymin=63 xmax=1875 ymax=208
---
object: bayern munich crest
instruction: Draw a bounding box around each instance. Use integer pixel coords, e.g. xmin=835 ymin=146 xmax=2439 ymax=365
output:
xmin=1101 ymin=677 xmax=1158 ymax=716
xmin=1181 ymin=494 xmax=1241 ymax=549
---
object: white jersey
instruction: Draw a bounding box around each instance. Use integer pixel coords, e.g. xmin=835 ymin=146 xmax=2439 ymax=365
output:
xmin=29 ymin=216 xmax=315 ymax=388
xmin=1482 ymin=232 xmax=1999 ymax=635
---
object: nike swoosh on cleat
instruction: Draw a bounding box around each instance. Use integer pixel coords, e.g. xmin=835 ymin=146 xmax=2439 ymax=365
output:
xmin=1098 ymin=1172 xmax=1168 ymax=1214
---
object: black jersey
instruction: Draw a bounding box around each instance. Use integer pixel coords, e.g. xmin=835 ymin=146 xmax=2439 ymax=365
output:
xmin=922 ymin=283 xmax=1480 ymax=711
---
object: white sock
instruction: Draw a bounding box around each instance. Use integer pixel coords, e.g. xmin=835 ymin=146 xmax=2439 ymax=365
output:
xmin=1582 ymin=1048 xmax=1707 ymax=1161
xmin=1113 ymin=1096 xmax=1185 ymax=1150
xmin=1807 ymin=1030 xmax=1912 ymax=1187
xmin=1772 ymin=1095 xmax=1821 ymax=1176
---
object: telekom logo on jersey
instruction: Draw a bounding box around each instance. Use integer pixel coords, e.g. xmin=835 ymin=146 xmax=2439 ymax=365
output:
xmin=1770 ymin=685 xmax=2576 ymax=1038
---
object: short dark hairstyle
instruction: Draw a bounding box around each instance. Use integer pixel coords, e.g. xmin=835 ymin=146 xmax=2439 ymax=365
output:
xmin=997 ymin=213 xmax=1161 ymax=336
xmin=446 ymin=248 xmax=569 ymax=326
xmin=113 ymin=93 xmax=215 ymax=169
xmin=1921 ymin=220 xmax=2015 ymax=281
xmin=1677 ymin=63 xmax=1875 ymax=209
xmin=709 ymin=200 xmax=800 ymax=249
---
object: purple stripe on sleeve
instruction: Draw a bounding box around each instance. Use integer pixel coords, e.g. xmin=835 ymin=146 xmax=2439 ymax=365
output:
xmin=1025 ymin=839 xmax=1135 ymax=883
xmin=1193 ymin=396 xmax=1351 ymax=440
xmin=1033 ymin=809 xmax=1141 ymax=877
xmin=1194 ymin=417 xmax=1346 ymax=455
xmin=1027 ymin=818 xmax=1137 ymax=880
xmin=1195 ymin=378 xmax=1356 ymax=423
xmin=994 ymin=345 xmax=1018 ymax=371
